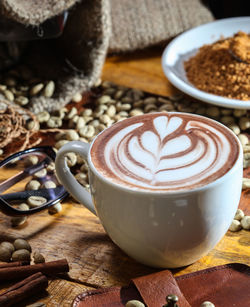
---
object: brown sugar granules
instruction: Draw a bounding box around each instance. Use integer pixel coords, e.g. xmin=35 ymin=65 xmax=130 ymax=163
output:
xmin=230 ymin=31 xmax=250 ymax=64
xmin=184 ymin=31 xmax=250 ymax=101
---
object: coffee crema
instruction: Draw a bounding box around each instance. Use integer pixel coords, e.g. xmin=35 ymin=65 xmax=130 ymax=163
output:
xmin=91 ymin=113 xmax=239 ymax=191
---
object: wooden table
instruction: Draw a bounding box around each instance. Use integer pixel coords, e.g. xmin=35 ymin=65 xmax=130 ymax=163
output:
xmin=0 ymin=46 xmax=249 ymax=306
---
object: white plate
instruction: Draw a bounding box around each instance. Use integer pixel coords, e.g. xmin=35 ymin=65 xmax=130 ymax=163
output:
xmin=162 ymin=17 xmax=250 ymax=109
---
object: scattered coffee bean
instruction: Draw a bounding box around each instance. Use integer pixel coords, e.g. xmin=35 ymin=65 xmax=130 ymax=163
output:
xmin=4 ymin=89 xmax=14 ymax=101
xmin=46 ymin=162 xmax=55 ymax=172
xmin=47 ymin=116 xmax=62 ymax=128
xmin=229 ymin=219 xmax=242 ymax=232
xmin=37 ymin=111 xmax=50 ymax=123
xmin=33 ymin=251 xmax=45 ymax=264
xmin=228 ymin=123 xmax=240 ymax=135
xmin=125 ymin=300 xmax=145 ymax=307
xmin=12 ymin=249 xmax=31 ymax=262
xmin=242 ymin=178 xmax=250 ymax=190
xmin=11 ymin=216 xmax=27 ymax=227
xmin=0 ymin=242 xmax=15 ymax=253
xmin=25 ymin=155 xmax=39 ymax=166
xmin=0 ymin=246 xmax=12 ymax=262
xmin=14 ymin=238 xmax=32 ymax=252
xmin=66 ymin=107 xmax=78 ymax=119
xmin=97 ymin=95 xmax=112 ymax=104
xmin=42 ymin=181 xmax=56 ymax=189
xmin=48 ymin=202 xmax=62 ymax=215
xmin=206 ymin=106 xmax=220 ymax=118
xmin=15 ymin=95 xmax=29 ymax=106
xmin=200 ymin=301 xmax=215 ymax=307
xmin=239 ymin=117 xmax=250 ymax=131
xmin=234 ymin=209 xmax=244 ymax=221
xmin=72 ymin=92 xmax=82 ymax=103
xmin=28 ymin=196 xmax=47 ymax=208
xmin=143 ymin=97 xmax=157 ymax=104
xmin=66 ymin=130 xmax=79 ymax=141
xmin=241 ymin=216 xmax=250 ymax=230
xmin=55 ymin=140 xmax=69 ymax=149
xmin=233 ymin=109 xmax=247 ymax=118
xmin=34 ymin=169 xmax=47 ymax=179
xmin=43 ymin=81 xmax=55 ymax=98
xmin=26 ymin=303 xmax=47 ymax=307
xmin=18 ymin=203 xmax=29 ymax=211
xmin=27 ymin=120 xmax=40 ymax=131
xmin=66 ymin=152 xmax=77 ymax=167
xmin=220 ymin=116 xmax=235 ymax=125
xmin=26 ymin=180 xmax=41 ymax=190
xmin=75 ymin=172 xmax=88 ymax=186
xmin=130 ymin=109 xmax=144 ymax=116
xmin=30 ymin=83 xmax=44 ymax=96
xmin=238 ymin=134 xmax=249 ymax=146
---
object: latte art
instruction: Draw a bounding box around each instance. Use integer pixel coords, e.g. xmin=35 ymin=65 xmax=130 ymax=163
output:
xmin=91 ymin=113 xmax=239 ymax=191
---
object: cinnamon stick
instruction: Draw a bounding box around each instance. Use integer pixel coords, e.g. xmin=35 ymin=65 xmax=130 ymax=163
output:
xmin=0 ymin=259 xmax=69 ymax=281
xmin=0 ymin=272 xmax=48 ymax=307
xmin=0 ymin=261 xmax=29 ymax=269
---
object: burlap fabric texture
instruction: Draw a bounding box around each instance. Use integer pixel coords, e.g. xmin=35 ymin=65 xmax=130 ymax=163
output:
xmin=0 ymin=0 xmax=214 ymax=114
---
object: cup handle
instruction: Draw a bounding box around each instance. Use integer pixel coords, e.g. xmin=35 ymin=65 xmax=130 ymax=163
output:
xmin=55 ymin=141 xmax=96 ymax=215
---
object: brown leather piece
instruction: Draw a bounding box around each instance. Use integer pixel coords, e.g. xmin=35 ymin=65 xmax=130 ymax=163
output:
xmin=176 ymin=263 xmax=250 ymax=307
xmin=132 ymin=270 xmax=191 ymax=307
xmin=73 ymin=263 xmax=250 ymax=307
xmin=72 ymin=285 xmax=143 ymax=307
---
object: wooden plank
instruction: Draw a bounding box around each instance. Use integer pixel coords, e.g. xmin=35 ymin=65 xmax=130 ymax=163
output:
xmin=102 ymin=47 xmax=177 ymax=97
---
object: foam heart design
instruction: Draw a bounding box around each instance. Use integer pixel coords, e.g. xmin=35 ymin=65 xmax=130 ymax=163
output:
xmin=92 ymin=113 xmax=238 ymax=191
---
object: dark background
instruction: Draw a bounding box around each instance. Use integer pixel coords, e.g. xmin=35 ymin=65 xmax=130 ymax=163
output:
xmin=205 ymin=0 xmax=250 ymax=18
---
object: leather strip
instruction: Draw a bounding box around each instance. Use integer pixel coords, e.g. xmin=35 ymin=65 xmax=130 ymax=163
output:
xmin=176 ymin=263 xmax=250 ymax=307
xmin=132 ymin=270 xmax=191 ymax=307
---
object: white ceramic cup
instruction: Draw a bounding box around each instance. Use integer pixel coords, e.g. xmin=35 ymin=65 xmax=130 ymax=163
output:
xmin=55 ymin=117 xmax=243 ymax=268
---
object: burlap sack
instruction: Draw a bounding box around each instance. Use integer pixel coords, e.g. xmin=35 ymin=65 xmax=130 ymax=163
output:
xmin=0 ymin=0 xmax=214 ymax=114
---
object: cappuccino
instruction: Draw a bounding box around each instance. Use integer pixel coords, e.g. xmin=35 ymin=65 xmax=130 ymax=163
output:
xmin=91 ymin=113 xmax=239 ymax=191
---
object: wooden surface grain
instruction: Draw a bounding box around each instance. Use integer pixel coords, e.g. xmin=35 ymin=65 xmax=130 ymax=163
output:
xmin=0 ymin=47 xmax=249 ymax=306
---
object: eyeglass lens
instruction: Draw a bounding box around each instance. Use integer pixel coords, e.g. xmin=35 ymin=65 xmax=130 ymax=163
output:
xmin=0 ymin=151 xmax=65 ymax=212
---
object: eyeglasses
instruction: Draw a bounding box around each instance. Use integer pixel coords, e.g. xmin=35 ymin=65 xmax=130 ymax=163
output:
xmin=0 ymin=146 xmax=68 ymax=216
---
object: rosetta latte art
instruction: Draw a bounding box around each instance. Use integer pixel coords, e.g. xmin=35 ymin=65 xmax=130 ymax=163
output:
xmin=91 ymin=113 xmax=238 ymax=191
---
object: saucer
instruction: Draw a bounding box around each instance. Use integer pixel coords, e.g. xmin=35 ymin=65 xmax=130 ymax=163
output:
xmin=162 ymin=17 xmax=250 ymax=109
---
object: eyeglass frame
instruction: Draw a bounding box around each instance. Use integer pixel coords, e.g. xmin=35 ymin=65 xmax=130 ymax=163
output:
xmin=0 ymin=146 xmax=69 ymax=216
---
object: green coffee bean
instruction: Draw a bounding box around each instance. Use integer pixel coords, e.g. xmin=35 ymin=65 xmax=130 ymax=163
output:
xmin=229 ymin=219 xmax=242 ymax=232
xmin=30 ymin=83 xmax=44 ymax=96
xmin=72 ymin=92 xmax=82 ymax=103
xmin=14 ymin=238 xmax=32 ymax=252
xmin=200 ymin=302 xmax=215 ymax=307
xmin=26 ymin=180 xmax=41 ymax=190
xmin=234 ymin=209 xmax=244 ymax=221
xmin=43 ymin=181 xmax=56 ymax=189
xmin=28 ymin=196 xmax=47 ymax=208
xmin=34 ymin=169 xmax=47 ymax=178
xmin=12 ymin=249 xmax=31 ymax=262
xmin=43 ymin=81 xmax=55 ymax=98
xmin=241 ymin=216 xmax=250 ymax=230
xmin=0 ymin=242 xmax=14 ymax=254
xmin=11 ymin=216 xmax=27 ymax=227
xmin=0 ymin=246 xmax=11 ymax=262
xmin=125 ymin=300 xmax=145 ymax=307
xmin=33 ymin=251 xmax=45 ymax=264
xmin=48 ymin=202 xmax=62 ymax=215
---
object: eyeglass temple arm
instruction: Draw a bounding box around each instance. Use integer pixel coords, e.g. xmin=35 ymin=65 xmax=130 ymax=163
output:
xmin=0 ymin=158 xmax=50 ymax=193
xmin=1 ymin=186 xmax=65 ymax=201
